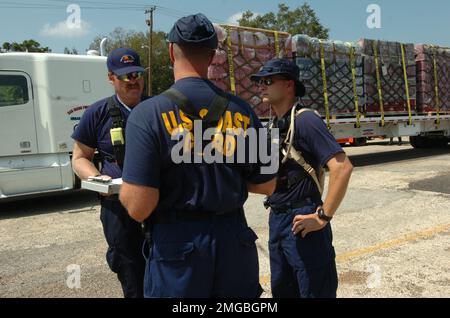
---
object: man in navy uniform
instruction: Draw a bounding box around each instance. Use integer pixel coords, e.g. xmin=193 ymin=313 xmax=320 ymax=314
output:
xmin=119 ymin=13 xmax=276 ymax=298
xmin=72 ymin=48 xmax=146 ymax=297
xmin=251 ymin=58 xmax=353 ymax=298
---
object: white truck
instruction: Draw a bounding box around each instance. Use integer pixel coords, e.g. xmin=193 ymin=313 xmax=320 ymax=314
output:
xmin=0 ymin=53 xmax=113 ymax=200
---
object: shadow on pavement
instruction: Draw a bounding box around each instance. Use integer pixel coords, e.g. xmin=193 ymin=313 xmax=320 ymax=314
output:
xmin=349 ymin=146 xmax=450 ymax=167
xmin=0 ymin=190 xmax=99 ymax=220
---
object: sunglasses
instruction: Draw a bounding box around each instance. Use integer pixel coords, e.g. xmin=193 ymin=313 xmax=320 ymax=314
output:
xmin=258 ymin=78 xmax=275 ymax=86
xmin=116 ymin=71 xmax=144 ymax=82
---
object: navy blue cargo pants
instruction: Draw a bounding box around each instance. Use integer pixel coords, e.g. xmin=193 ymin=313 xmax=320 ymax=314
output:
xmin=268 ymin=198 xmax=338 ymax=298
xmin=142 ymin=210 xmax=262 ymax=298
xmin=100 ymin=197 xmax=146 ymax=298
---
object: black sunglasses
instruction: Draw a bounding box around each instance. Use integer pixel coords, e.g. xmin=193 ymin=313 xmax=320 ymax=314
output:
xmin=257 ymin=78 xmax=275 ymax=86
xmin=116 ymin=71 xmax=144 ymax=82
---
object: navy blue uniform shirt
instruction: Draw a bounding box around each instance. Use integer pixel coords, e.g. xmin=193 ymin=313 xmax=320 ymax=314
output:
xmin=71 ymin=95 xmax=130 ymax=178
xmin=269 ymin=110 xmax=344 ymax=205
xmin=122 ymin=77 xmax=275 ymax=213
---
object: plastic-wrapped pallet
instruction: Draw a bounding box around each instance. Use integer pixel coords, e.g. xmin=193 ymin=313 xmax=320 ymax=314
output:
xmin=415 ymin=44 xmax=450 ymax=114
xmin=292 ymin=34 xmax=364 ymax=118
xmin=358 ymin=39 xmax=416 ymax=116
xmin=208 ymin=24 xmax=292 ymax=117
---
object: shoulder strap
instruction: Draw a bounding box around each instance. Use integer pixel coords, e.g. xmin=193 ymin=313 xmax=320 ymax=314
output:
xmin=106 ymin=96 xmax=126 ymax=169
xmin=203 ymin=92 xmax=229 ymax=124
xmin=281 ymin=105 xmax=324 ymax=195
xmin=107 ymin=96 xmax=124 ymax=128
xmin=162 ymin=87 xmax=229 ymax=128
xmin=162 ymin=88 xmax=199 ymax=120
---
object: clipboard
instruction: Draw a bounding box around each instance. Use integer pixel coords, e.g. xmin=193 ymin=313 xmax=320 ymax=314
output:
xmin=81 ymin=178 xmax=122 ymax=195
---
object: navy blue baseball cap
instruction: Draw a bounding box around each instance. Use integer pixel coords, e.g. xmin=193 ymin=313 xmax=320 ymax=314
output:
xmin=251 ymin=58 xmax=306 ymax=97
xmin=168 ymin=13 xmax=218 ymax=49
xmin=107 ymin=47 xmax=145 ymax=76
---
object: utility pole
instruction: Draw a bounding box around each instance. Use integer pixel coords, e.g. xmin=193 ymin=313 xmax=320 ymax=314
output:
xmin=145 ymin=6 xmax=156 ymax=97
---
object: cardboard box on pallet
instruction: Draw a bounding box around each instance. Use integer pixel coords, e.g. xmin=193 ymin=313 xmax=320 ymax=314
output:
xmin=415 ymin=44 xmax=450 ymax=114
xmin=358 ymin=39 xmax=416 ymax=116
xmin=292 ymin=34 xmax=364 ymax=118
xmin=208 ymin=24 xmax=292 ymax=118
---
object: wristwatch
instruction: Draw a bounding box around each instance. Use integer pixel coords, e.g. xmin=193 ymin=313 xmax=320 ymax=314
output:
xmin=317 ymin=207 xmax=333 ymax=222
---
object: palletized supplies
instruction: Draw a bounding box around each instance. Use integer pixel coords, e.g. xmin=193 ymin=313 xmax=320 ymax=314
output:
xmin=208 ymin=24 xmax=292 ymax=117
xmin=292 ymin=34 xmax=364 ymax=119
xmin=415 ymin=44 xmax=450 ymax=114
xmin=358 ymin=39 xmax=416 ymax=116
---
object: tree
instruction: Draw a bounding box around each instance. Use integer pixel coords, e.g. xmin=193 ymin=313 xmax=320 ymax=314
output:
xmin=2 ymin=42 xmax=11 ymax=52
xmin=64 ymin=47 xmax=79 ymax=55
xmin=89 ymin=28 xmax=173 ymax=95
xmin=238 ymin=3 xmax=329 ymax=39
xmin=1 ymin=40 xmax=51 ymax=52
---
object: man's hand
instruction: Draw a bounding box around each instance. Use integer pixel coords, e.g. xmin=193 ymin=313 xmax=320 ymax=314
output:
xmin=93 ymin=175 xmax=112 ymax=197
xmin=292 ymin=207 xmax=328 ymax=238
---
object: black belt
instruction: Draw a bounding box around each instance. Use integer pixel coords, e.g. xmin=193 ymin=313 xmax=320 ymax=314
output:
xmin=269 ymin=198 xmax=314 ymax=214
xmin=150 ymin=207 xmax=243 ymax=224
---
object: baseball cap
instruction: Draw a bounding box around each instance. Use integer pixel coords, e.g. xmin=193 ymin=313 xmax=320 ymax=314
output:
xmin=107 ymin=47 xmax=145 ymax=76
xmin=251 ymin=58 xmax=306 ymax=97
xmin=168 ymin=13 xmax=218 ymax=49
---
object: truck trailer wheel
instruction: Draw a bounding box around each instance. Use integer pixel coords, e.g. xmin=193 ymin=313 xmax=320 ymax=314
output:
xmin=352 ymin=137 xmax=367 ymax=147
xmin=409 ymin=136 xmax=425 ymax=148
xmin=410 ymin=136 xmax=448 ymax=148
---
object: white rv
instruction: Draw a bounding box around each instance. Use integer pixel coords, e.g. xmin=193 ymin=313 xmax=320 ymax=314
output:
xmin=0 ymin=53 xmax=114 ymax=200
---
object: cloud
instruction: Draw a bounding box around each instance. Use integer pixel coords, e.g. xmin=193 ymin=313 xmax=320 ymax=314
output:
xmin=40 ymin=20 xmax=91 ymax=38
xmin=227 ymin=12 xmax=244 ymax=25
xmin=227 ymin=11 xmax=260 ymax=25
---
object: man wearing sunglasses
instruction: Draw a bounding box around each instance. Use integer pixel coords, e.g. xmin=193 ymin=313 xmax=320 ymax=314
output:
xmin=251 ymin=58 xmax=353 ymax=298
xmin=71 ymin=48 xmax=147 ymax=297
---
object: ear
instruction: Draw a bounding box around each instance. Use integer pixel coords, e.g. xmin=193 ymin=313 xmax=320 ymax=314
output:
xmin=287 ymin=79 xmax=296 ymax=93
xmin=169 ymin=43 xmax=175 ymax=64
xmin=108 ymin=72 xmax=115 ymax=83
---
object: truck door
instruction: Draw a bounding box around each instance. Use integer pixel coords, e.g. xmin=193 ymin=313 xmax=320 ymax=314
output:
xmin=0 ymin=72 xmax=38 ymax=156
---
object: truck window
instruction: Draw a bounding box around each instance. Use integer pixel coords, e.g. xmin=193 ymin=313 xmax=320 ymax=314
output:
xmin=0 ymin=75 xmax=29 ymax=107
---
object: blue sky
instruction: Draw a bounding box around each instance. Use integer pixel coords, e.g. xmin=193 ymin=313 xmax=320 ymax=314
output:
xmin=1 ymin=0 xmax=450 ymax=53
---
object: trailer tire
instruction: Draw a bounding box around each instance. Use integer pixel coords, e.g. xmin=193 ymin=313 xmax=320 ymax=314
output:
xmin=410 ymin=136 xmax=448 ymax=148
xmin=352 ymin=137 xmax=367 ymax=147
xmin=431 ymin=138 xmax=448 ymax=148
xmin=410 ymin=136 xmax=426 ymax=148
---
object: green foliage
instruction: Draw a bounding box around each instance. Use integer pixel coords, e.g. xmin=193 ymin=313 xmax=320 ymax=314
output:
xmin=238 ymin=3 xmax=329 ymax=39
xmin=0 ymin=86 xmax=26 ymax=105
xmin=89 ymin=28 xmax=173 ymax=96
xmin=2 ymin=39 xmax=51 ymax=52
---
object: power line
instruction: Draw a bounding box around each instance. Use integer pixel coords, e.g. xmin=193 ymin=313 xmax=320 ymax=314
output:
xmin=0 ymin=0 xmax=149 ymax=9
xmin=28 ymin=0 xmax=151 ymax=7
xmin=0 ymin=2 xmax=230 ymax=25
xmin=0 ymin=6 xmax=144 ymax=11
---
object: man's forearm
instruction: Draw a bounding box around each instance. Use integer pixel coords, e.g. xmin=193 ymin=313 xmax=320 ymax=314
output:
xmin=120 ymin=182 xmax=159 ymax=223
xmin=72 ymin=158 xmax=100 ymax=180
xmin=322 ymin=162 xmax=353 ymax=217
